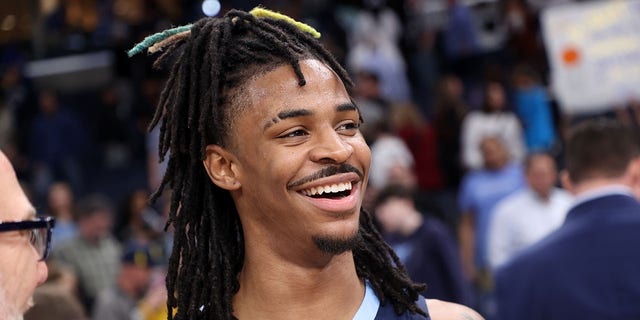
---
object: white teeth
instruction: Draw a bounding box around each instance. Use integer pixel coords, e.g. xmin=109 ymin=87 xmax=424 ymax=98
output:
xmin=301 ymin=182 xmax=352 ymax=196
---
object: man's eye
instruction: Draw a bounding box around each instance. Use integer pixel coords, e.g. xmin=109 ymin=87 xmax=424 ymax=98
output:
xmin=17 ymin=229 xmax=35 ymax=244
xmin=337 ymin=122 xmax=360 ymax=131
xmin=281 ymin=129 xmax=308 ymax=138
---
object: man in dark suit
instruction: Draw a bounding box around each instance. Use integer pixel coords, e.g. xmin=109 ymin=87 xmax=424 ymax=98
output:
xmin=494 ymin=119 xmax=640 ymax=320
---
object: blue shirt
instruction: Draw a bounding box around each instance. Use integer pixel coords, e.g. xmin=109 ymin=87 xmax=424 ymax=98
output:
xmin=459 ymin=162 xmax=525 ymax=268
xmin=515 ymin=86 xmax=556 ymax=151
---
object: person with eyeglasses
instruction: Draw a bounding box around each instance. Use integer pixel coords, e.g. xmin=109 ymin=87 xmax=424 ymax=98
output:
xmin=0 ymin=150 xmax=54 ymax=320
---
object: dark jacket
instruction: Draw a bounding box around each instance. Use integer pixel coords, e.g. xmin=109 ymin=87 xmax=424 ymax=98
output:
xmin=495 ymin=193 xmax=640 ymax=320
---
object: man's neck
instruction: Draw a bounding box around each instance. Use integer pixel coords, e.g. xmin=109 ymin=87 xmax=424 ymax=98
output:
xmin=233 ymin=246 xmax=365 ymax=320
xmin=532 ymin=188 xmax=551 ymax=203
xmin=486 ymin=160 xmax=509 ymax=172
xmin=0 ymin=291 xmax=24 ymax=320
xmin=563 ymin=176 xmax=636 ymax=211
xmin=570 ymin=178 xmax=630 ymax=197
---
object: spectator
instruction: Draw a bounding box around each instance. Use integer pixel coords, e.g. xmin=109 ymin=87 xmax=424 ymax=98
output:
xmin=115 ymin=189 xmax=168 ymax=273
xmin=458 ymin=136 xmax=525 ymax=317
xmin=495 ymin=119 xmax=640 ymax=320
xmin=25 ymin=285 xmax=86 ymax=320
xmin=503 ymin=0 xmax=545 ymax=73
xmin=368 ymin=120 xmax=416 ymax=196
xmin=393 ymin=103 xmax=445 ymax=193
xmin=407 ymin=28 xmax=440 ymax=116
xmin=459 ymin=136 xmax=525 ymax=279
xmin=433 ymin=74 xmax=469 ymax=189
xmin=115 ymin=189 xmax=163 ymax=244
xmin=92 ymin=243 xmax=159 ymax=320
xmin=53 ymin=194 xmax=121 ymax=312
xmin=487 ymin=152 xmax=572 ymax=271
xmin=346 ymin=0 xmax=411 ymax=103
xmin=512 ymin=64 xmax=558 ymax=152
xmin=25 ymin=262 xmax=86 ymax=320
xmin=443 ymin=0 xmax=480 ymax=63
xmin=461 ymin=81 xmax=526 ymax=170
xmin=46 ymin=182 xmax=78 ymax=247
xmin=374 ymin=184 xmax=472 ymax=305
xmin=137 ymin=267 xmax=168 ymax=320
xmin=393 ymin=103 xmax=459 ymax=226
xmin=29 ymin=90 xmax=86 ymax=204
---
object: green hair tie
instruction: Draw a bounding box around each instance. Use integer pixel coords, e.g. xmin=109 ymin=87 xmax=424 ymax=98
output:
xmin=250 ymin=7 xmax=321 ymax=39
xmin=127 ymin=24 xmax=193 ymax=57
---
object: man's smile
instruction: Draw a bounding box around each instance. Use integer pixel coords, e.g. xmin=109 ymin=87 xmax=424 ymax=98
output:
xmin=300 ymin=181 xmax=352 ymax=198
xmin=287 ymin=164 xmax=364 ymax=189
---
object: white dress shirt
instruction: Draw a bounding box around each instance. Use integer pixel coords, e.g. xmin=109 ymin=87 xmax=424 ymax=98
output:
xmin=488 ymin=187 xmax=573 ymax=270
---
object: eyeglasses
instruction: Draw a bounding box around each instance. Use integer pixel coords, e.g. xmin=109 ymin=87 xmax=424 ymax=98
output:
xmin=0 ymin=216 xmax=55 ymax=261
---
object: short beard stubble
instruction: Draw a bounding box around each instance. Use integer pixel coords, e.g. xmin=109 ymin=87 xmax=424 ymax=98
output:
xmin=312 ymin=230 xmax=363 ymax=255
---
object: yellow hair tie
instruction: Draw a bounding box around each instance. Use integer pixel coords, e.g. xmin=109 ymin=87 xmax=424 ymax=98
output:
xmin=250 ymin=7 xmax=321 ymax=39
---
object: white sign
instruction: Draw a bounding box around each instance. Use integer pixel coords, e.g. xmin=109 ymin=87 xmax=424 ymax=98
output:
xmin=542 ymin=0 xmax=640 ymax=114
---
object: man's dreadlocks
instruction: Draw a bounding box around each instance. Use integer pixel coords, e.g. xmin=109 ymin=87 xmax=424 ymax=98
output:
xmin=139 ymin=8 xmax=427 ymax=320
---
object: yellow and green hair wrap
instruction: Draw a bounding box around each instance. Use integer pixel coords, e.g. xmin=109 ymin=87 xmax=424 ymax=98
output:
xmin=127 ymin=7 xmax=321 ymax=57
xmin=249 ymin=7 xmax=321 ymax=39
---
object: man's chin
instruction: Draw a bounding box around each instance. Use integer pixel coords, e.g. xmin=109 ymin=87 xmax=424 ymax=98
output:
xmin=312 ymin=230 xmax=362 ymax=255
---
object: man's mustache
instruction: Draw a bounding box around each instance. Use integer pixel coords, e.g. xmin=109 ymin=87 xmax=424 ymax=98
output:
xmin=287 ymin=164 xmax=364 ymax=189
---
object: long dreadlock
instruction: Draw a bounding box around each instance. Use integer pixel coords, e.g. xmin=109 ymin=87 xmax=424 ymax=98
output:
xmin=135 ymin=8 xmax=427 ymax=320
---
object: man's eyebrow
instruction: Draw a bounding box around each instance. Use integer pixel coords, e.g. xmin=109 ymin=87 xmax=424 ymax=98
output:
xmin=336 ymin=103 xmax=357 ymax=112
xmin=278 ymin=109 xmax=313 ymax=120
xmin=262 ymin=104 xmax=357 ymax=131
xmin=263 ymin=108 xmax=314 ymax=131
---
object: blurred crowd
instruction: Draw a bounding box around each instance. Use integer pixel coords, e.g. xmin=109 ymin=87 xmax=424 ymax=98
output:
xmin=2 ymin=0 xmax=640 ymax=319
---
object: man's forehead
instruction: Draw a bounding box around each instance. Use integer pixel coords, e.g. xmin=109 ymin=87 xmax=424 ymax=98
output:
xmin=0 ymin=191 xmax=36 ymax=222
xmin=0 ymin=156 xmax=36 ymax=221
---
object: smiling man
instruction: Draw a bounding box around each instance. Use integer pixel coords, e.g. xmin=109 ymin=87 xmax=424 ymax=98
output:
xmin=130 ymin=7 xmax=482 ymax=320
xmin=0 ymin=150 xmax=53 ymax=320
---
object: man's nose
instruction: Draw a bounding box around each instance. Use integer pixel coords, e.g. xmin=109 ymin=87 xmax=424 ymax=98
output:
xmin=36 ymin=260 xmax=48 ymax=286
xmin=309 ymin=130 xmax=353 ymax=164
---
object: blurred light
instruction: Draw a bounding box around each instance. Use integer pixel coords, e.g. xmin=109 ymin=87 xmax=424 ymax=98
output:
xmin=40 ymin=0 xmax=59 ymax=16
xmin=202 ymin=0 xmax=221 ymax=17
xmin=1 ymin=15 xmax=16 ymax=31
xmin=25 ymin=51 xmax=113 ymax=78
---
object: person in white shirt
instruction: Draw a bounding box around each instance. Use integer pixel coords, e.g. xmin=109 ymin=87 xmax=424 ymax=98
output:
xmin=487 ymin=152 xmax=572 ymax=271
xmin=460 ymin=81 xmax=526 ymax=170
xmin=369 ymin=122 xmax=416 ymax=192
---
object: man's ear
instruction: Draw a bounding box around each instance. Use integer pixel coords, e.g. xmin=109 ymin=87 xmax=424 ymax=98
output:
xmin=203 ymin=144 xmax=241 ymax=191
xmin=560 ymin=170 xmax=574 ymax=194
xmin=626 ymin=157 xmax=640 ymax=198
